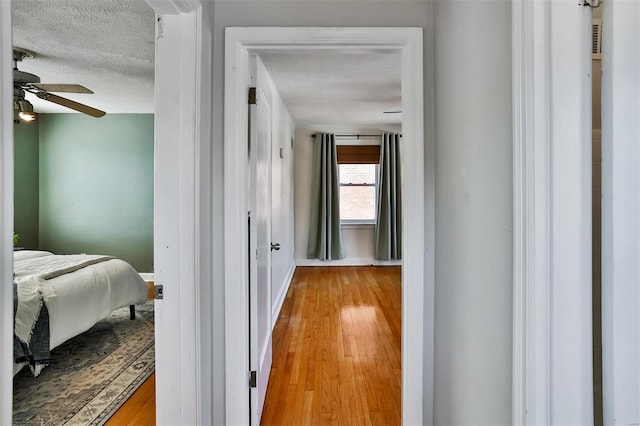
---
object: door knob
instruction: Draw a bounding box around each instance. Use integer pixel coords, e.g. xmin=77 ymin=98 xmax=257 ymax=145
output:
xmin=270 ymin=243 xmax=281 ymax=251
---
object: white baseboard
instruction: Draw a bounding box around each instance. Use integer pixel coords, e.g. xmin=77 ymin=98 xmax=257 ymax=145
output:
xmin=271 ymin=262 xmax=296 ymax=329
xmin=295 ymin=258 xmax=402 ymax=267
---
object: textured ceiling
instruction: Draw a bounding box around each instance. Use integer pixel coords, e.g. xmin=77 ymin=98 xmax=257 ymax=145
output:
xmin=11 ymin=0 xmax=401 ymax=125
xmin=12 ymin=0 xmax=155 ymax=114
xmin=261 ymin=52 xmax=402 ymax=125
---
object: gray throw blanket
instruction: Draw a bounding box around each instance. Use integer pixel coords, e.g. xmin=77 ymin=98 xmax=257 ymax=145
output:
xmin=13 ymin=282 xmax=50 ymax=376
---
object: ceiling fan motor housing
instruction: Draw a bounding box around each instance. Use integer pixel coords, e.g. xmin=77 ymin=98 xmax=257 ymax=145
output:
xmin=13 ymin=47 xmax=40 ymax=85
xmin=13 ymin=69 xmax=41 ymax=85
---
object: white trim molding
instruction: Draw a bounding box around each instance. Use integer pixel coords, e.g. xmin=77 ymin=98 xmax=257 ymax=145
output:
xmin=145 ymin=0 xmax=200 ymax=15
xmin=513 ymin=1 xmax=594 ymax=424
xmin=151 ymin=11 xmax=197 ymax=426
xmin=0 ymin=1 xmax=14 ymax=424
xmin=512 ymin=0 xmax=552 ymax=423
xmin=295 ymin=258 xmax=402 ymax=267
xmin=146 ymin=0 xmax=214 ymax=424
xmin=271 ymin=263 xmax=296 ymax=329
xmin=224 ymin=27 xmax=427 ymax=426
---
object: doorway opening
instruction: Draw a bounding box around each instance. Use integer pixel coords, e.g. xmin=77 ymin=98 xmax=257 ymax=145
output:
xmin=248 ymin=51 xmax=405 ymax=423
xmin=9 ymin=1 xmax=157 ymax=423
xmin=224 ymin=27 xmax=431 ymax=425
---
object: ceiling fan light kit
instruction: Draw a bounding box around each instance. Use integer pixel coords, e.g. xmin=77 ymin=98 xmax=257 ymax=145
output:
xmin=17 ymin=99 xmax=36 ymax=122
xmin=13 ymin=88 xmax=35 ymax=124
xmin=12 ymin=47 xmax=106 ymax=123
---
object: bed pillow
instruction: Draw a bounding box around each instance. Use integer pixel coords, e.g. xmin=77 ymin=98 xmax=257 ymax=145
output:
xmin=13 ymin=250 xmax=54 ymax=261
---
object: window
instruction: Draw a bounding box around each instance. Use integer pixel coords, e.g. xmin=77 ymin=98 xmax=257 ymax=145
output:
xmin=339 ymin=163 xmax=377 ymax=223
xmin=336 ymin=143 xmax=380 ymax=225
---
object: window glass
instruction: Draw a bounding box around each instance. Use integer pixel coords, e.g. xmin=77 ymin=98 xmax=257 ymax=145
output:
xmin=339 ymin=164 xmax=377 ymax=222
xmin=339 ymin=164 xmax=376 ymax=184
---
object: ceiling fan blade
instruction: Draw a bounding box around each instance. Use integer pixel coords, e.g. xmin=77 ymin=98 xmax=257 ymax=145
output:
xmin=32 ymin=83 xmax=94 ymax=94
xmin=36 ymin=92 xmax=106 ymax=118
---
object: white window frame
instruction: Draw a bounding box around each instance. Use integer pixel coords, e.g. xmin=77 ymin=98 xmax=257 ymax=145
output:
xmin=339 ymin=163 xmax=378 ymax=227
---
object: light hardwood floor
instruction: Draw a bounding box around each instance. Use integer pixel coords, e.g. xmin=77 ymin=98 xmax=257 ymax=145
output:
xmin=261 ymin=266 xmax=402 ymax=425
xmin=105 ymin=373 xmax=156 ymax=426
xmin=105 ymin=266 xmax=401 ymax=425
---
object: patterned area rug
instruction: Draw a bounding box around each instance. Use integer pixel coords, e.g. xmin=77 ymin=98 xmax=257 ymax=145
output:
xmin=13 ymin=301 xmax=154 ymax=425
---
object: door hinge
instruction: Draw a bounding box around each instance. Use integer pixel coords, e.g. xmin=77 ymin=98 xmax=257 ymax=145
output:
xmin=249 ymin=370 xmax=257 ymax=388
xmin=154 ymin=284 xmax=164 ymax=300
xmin=248 ymin=87 xmax=257 ymax=105
xmin=579 ymin=0 xmax=600 ymax=7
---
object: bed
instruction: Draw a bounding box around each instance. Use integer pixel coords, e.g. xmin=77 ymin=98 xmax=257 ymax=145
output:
xmin=13 ymin=250 xmax=149 ymax=377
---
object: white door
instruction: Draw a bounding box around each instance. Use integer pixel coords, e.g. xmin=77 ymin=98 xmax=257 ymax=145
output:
xmin=249 ymin=57 xmax=273 ymax=426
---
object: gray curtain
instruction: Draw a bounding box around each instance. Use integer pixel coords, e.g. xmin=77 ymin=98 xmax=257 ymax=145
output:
xmin=307 ymin=133 xmax=345 ymax=260
xmin=375 ymin=133 xmax=402 ymax=260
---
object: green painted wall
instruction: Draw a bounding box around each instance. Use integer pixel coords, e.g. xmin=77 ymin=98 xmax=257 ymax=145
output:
xmin=38 ymin=114 xmax=154 ymax=272
xmin=13 ymin=122 xmax=40 ymax=249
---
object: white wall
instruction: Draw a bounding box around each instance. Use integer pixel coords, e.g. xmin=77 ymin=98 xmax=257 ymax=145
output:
xmin=212 ymin=1 xmax=511 ymax=424
xmin=601 ymin=0 xmax=640 ymax=424
xmin=433 ymin=1 xmax=512 ymax=424
xmin=293 ymin=125 xmax=401 ymax=266
xmin=259 ymin=60 xmax=297 ymax=323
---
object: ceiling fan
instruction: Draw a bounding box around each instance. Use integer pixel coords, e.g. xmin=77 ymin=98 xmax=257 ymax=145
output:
xmin=13 ymin=47 xmax=106 ymax=123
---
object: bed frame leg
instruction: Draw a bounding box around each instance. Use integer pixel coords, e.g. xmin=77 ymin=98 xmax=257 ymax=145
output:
xmin=129 ymin=305 xmax=135 ymax=320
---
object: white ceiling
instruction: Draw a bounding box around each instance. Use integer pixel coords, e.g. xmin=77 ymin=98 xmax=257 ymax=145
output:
xmin=260 ymin=52 xmax=402 ymax=125
xmin=12 ymin=0 xmax=402 ymax=125
xmin=12 ymin=0 xmax=155 ymax=114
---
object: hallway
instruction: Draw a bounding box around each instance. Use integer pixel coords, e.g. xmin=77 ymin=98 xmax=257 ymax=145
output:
xmin=261 ymin=266 xmax=401 ymax=425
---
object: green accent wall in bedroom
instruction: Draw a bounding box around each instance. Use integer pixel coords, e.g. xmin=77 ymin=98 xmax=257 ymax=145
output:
xmin=38 ymin=114 xmax=154 ymax=272
xmin=14 ymin=122 xmax=40 ymax=249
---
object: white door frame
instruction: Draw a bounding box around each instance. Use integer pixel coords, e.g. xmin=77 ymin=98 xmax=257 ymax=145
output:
xmin=144 ymin=0 xmax=213 ymax=424
xmin=0 ymin=0 xmax=215 ymax=422
xmin=0 ymin=0 xmax=14 ymax=421
xmin=224 ymin=27 xmax=427 ymax=426
xmin=512 ymin=0 xmax=593 ymax=424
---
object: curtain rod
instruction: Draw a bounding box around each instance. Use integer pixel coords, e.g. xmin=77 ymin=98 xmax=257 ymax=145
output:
xmin=311 ymin=133 xmax=401 ymax=139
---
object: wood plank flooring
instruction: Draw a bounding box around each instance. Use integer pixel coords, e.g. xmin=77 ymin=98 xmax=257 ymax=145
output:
xmin=105 ymin=373 xmax=156 ymax=426
xmin=261 ymin=266 xmax=402 ymax=426
xmin=104 ymin=266 xmax=401 ymax=425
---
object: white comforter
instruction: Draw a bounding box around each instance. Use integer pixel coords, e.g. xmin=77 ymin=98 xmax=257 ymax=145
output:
xmin=13 ymin=250 xmax=148 ymax=375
